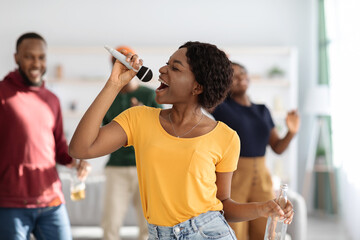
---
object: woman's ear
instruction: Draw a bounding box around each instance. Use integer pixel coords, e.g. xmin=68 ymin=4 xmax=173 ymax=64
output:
xmin=192 ymin=84 xmax=203 ymax=95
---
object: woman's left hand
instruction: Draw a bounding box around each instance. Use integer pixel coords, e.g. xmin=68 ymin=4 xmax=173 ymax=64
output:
xmin=258 ymin=199 xmax=294 ymax=224
xmin=282 ymin=200 xmax=295 ymax=224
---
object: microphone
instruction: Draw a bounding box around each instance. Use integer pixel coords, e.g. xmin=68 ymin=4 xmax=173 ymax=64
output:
xmin=104 ymin=45 xmax=153 ymax=82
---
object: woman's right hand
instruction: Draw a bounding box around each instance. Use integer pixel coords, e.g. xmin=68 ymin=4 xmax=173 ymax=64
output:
xmin=69 ymin=50 xmax=138 ymax=160
xmin=108 ymin=50 xmax=143 ymax=87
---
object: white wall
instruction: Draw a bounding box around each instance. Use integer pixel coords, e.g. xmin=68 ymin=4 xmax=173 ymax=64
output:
xmin=0 ymin=0 xmax=317 ymax=191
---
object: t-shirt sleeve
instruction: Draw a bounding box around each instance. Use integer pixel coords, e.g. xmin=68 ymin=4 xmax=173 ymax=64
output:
xmin=264 ymin=105 xmax=275 ymax=129
xmin=215 ymin=130 xmax=240 ymax=172
xmin=112 ymin=107 xmax=138 ymax=147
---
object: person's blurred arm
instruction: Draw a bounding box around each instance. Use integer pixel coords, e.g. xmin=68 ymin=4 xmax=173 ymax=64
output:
xmin=269 ymin=109 xmax=300 ymax=154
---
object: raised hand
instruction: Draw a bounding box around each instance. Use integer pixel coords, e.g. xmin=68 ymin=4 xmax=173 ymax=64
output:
xmin=108 ymin=50 xmax=143 ymax=88
xmin=286 ymin=109 xmax=300 ymax=134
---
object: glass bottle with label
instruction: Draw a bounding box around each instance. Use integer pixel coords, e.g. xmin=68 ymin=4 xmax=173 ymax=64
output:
xmin=264 ymin=184 xmax=288 ymax=240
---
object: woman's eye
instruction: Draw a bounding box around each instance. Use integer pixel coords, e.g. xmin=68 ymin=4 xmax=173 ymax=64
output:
xmin=166 ymin=62 xmax=179 ymax=71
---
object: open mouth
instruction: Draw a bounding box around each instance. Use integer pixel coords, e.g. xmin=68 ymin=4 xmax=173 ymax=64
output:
xmin=156 ymin=78 xmax=169 ymax=91
xmin=29 ymin=69 xmax=41 ymax=78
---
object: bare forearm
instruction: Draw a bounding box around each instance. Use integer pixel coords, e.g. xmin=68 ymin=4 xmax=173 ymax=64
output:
xmin=69 ymin=81 xmax=122 ymax=158
xmin=222 ymin=199 xmax=263 ymax=222
xmin=222 ymin=198 xmax=289 ymax=224
xmin=272 ymin=131 xmax=295 ymax=154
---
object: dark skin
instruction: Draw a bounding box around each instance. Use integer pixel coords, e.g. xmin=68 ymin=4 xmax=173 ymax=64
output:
xmin=14 ymin=38 xmax=91 ymax=180
xmin=14 ymin=38 xmax=46 ymax=86
xmin=69 ymin=49 xmax=294 ymax=224
xmin=230 ymin=64 xmax=300 ymax=154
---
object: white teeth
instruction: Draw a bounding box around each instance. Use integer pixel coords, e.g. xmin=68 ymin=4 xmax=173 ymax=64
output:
xmin=30 ymin=70 xmax=40 ymax=75
xmin=158 ymin=78 xmax=169 ymax=86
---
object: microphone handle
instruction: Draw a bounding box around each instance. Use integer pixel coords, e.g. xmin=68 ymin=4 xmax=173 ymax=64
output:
xmin=104 ymin=45 xmax=138 ymax=72
xmin=104 ymin=45 xmax=153 ymax=82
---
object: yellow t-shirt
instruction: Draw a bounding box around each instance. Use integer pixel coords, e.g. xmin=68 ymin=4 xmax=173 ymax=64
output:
xmin=114 ymin=106 xmax=240 ymax=226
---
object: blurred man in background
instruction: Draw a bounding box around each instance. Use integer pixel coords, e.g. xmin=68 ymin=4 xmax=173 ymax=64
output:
xmin=0 ymin=32 xmax=90 ymax=240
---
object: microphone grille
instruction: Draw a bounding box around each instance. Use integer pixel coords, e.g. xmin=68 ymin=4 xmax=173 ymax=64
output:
xmin=137 ymin=67 xmax=153 ymax=82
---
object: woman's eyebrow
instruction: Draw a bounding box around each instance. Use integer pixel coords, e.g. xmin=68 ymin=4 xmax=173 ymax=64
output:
xmin=173 ymin=59 xmax=184 ymax=67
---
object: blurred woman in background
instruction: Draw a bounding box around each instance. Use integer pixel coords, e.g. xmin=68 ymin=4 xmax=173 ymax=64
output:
xmin=212 ymin=62 xmax=300 ymax=240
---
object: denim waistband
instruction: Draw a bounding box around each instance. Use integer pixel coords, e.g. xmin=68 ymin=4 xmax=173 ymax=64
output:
xmin=147 ymin=211 xmax=224 ymax=238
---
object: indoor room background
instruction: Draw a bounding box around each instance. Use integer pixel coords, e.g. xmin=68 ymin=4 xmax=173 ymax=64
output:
xmin=0 ymin=0 xmax=358 ymax=239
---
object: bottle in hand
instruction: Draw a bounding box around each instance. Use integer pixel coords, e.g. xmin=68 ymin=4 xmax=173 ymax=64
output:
xmin=70 ymin=169 xmax=86 ymax=201
xmin=264 ymin=184 xmax=289 ymax=240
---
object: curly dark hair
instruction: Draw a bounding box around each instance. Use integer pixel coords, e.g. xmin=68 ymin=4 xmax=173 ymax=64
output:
xmin=179 ymin=41 xmax=233 ymax=109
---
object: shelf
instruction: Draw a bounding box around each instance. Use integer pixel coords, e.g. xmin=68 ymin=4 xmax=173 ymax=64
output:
xmin=250 ymin=78 xmax=290 ymax=87
xmin=224 ymin=46 xmax=296 ymax=55
xmin=46 ymin=78 xmax=107 ymax=85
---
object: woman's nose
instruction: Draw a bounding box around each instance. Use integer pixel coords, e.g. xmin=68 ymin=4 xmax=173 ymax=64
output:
xmin=159 ymin=65 xmax=167 ymax=74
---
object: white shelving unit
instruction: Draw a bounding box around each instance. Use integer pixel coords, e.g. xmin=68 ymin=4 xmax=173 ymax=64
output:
xmin=46 ymin=46 xmax=299 ymax=190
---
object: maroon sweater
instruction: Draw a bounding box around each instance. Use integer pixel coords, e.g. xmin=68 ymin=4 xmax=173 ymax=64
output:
xmin=0 ymin=70 xmax=73 ymax=208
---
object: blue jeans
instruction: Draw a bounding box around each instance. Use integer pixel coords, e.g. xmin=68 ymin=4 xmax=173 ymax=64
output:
xmin=0 ymin=204 xmax=72 ymax=240
xmin=148 ymin=211 xmax=236 ymax=240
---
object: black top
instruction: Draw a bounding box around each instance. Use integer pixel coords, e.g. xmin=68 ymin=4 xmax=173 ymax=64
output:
xmin=212 ymin=97 xmax=274 ymax=157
